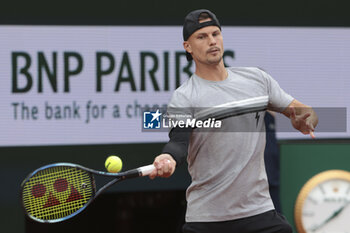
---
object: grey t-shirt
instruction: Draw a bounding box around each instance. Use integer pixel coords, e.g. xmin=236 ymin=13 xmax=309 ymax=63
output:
xmin=167 ymin=67 xmax=293 ymax=222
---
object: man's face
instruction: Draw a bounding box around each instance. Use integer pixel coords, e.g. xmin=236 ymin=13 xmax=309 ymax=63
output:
xmin=184 ymin=20 xmax=224 ymax=65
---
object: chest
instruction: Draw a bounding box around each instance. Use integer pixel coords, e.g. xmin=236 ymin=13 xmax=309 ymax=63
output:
xmin=191 ymin=78 xmax=267 ymax=108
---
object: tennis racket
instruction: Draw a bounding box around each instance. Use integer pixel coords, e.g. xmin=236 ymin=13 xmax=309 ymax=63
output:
xmin=20 ymin=162 xmax=155 ymax=223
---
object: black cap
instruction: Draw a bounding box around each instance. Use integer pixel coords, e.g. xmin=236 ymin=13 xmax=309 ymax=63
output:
xmin=183 ymin=9 xmax=221 ymax=61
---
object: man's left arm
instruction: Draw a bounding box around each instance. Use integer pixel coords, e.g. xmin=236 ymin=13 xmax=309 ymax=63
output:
xmin=282 ymin=99 xmax=318 ymax=138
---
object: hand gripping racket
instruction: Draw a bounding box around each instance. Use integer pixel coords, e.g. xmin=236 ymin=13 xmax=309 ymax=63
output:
xmin=20 ymin=163 xmax=155 ymax=223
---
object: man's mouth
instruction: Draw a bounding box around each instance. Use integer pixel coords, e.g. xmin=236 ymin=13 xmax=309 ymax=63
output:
xmin=207 ymin=48 xmax=220 ymax=53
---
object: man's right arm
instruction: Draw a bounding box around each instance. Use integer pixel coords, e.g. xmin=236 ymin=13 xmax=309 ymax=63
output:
xmin=149 ymin=127 xmax=192 ymax=179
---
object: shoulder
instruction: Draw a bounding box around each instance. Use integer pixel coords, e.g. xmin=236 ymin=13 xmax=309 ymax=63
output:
xmin=174 ymin=77 xmax=194 ymax=95
xmin=168 ymin=78 xmax=194 ymax=107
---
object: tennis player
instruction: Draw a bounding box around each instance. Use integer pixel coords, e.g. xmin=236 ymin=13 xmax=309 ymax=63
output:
xmin=149 ymin=9 xmax=318 ymax=233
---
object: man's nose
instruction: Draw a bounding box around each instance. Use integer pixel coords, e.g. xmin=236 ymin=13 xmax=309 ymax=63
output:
xmin=208 ymin=35 xmax=216 ymax=45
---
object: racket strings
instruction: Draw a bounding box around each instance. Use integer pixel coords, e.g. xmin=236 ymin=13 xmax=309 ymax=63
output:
xmin=22 ymin=166 xmax=94 ymax=221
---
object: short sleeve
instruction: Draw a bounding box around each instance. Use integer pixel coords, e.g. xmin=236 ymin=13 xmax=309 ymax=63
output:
xmin=260 ymin=70 xmax=294 ymax=113
xmin=165 ymin=90 xmax=194 ymax=127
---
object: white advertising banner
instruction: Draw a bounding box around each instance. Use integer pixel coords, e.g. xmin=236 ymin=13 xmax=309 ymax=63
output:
xmin=0 ymin=26 xmax=349 ymax=146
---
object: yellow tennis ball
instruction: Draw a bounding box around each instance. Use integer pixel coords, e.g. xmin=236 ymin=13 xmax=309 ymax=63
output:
xmin=105 ymin=155 xmax=123 ymax=173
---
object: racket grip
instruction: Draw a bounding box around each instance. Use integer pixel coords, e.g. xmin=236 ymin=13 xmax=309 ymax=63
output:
xmin=138 ymin=164 xmax=156 ymax=176
xmin=121 ymin=164 xmax=155 ymax=179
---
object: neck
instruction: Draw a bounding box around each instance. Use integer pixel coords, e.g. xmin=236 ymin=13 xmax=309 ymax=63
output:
xmin=194 ymin=60 xmax=228 ymax=81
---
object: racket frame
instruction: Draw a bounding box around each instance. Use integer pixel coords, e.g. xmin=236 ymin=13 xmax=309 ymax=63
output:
xmin=20 ymin=162 xmax=154 ymax=223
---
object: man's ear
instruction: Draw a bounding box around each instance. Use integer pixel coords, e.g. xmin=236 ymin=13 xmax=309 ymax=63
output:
xmin=183 ymin=41 xmax=192 ymax=53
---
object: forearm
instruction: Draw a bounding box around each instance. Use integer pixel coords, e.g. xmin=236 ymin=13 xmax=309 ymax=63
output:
xmin=162 ymin=127 xmax=192 ymax=166
xmin=149 ymin=127 xmax=191 ymax=179
xmin=162 ymin=141 xmax=187 ymax=166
